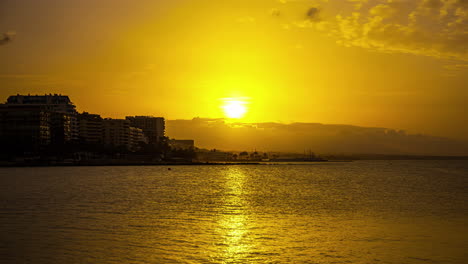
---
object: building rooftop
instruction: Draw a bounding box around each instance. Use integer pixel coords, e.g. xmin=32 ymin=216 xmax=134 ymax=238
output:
xmin=6 ymin=94 xmax=74 ymax=106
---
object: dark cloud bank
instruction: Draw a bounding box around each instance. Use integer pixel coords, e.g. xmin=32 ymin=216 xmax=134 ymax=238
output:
xmin=167 ymin=118 xmax=468 ymax=156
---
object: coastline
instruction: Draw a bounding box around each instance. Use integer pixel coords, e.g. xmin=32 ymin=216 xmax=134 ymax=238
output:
xmin=0 ymin=161 xmax=264 ymax=168
xmin=2 ymin=156 xmax=467 ymax=167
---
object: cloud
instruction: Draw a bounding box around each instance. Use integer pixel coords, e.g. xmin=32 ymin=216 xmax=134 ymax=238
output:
xmin=306 ymin=7 xmax=321 ymax=20
xmin=270 ymin=8 xmax=281 ymax=17
xmin=285 ymin=0 xmax=468 ymax=61
xmin=166 ymin=118 xmax=468 ymax=155
xmin=443 ymin=63 xmax=468 ymax=70
xmin=0 ymin=32 xmax=15 ymax=46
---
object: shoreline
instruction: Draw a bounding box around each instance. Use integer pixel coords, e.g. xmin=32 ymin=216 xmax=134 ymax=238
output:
xmin=0 ymin=160 xmax=341 ymax=168
xmin=0 ymin=161 xmax=260 ymax=168
xmin=1 ymin=157 xmax=467 ymax=167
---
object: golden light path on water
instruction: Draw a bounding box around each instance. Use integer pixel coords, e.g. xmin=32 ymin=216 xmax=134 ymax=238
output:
xmin=216 ymin=167 xmax=251 ymax=262
xmin=1 ymin=164 xmax=467 ymax=263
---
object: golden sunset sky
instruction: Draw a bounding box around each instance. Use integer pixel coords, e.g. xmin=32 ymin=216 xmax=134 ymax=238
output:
xmin=1 ymin=0 xmax=467 ymax=140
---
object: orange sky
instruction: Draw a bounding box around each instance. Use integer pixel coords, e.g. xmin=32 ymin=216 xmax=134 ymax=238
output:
xmin=1 ymin=0 xmax=467 ymax=140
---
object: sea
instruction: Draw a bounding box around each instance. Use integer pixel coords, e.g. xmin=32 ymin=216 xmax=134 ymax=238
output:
xmin=0 ymin=160 xmax=467 ymax=264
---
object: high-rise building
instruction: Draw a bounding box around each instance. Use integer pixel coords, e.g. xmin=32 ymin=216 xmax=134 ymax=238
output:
xmin=129 ymin=127 xmax=148 ymax=151
xmin=102 ymin=118 xmax=148 ymax=151
xmin=7 ymin=94 xmax=76 ymax=111
xmin=103 ymin=118 xmax=130 ymax=148
xmin=50 ymin=112 xmax=73 ymax=145
xmin=126 ymin=116 xmax=165 ymax=145
xmin=6 ymin=94 xmax=79 ymax=142
xmin=0 ymin=104 xmax=51 ymax=150
xmin=78 ymin=112 xmax=103 ymax=144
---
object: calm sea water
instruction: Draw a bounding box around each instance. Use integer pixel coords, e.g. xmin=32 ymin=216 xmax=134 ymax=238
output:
xmin=0 ymin=161 xmax=467 ymax=264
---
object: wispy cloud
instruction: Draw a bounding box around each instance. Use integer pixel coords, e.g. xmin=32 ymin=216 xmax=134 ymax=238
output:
xmin=277 ymin=0 xmax=468 ymax=61
xmin=443 ymin=64 xmax=468 ymax=70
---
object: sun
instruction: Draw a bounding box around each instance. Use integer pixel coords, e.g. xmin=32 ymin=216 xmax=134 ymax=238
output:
xmin=222 ymin=99 xmax=248 ymax=119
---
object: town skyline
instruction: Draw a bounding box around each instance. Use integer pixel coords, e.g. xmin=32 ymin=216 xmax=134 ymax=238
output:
xmin=2 ymin=93 xmax=467 ymax=157
xmin=1 ymin=0 xmax=467 ymax=142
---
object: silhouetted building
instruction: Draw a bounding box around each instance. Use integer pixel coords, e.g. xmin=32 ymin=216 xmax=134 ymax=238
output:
xmin=0 ymin=104 xmax=51 ymax=150
xmin=1 ymin=94 xmax=172 ymax=158
xmin=6 ymin=94 xmax=79 ymax=142
xmin=0 ymin=100 xmax=74 ymax=149
xmin=78 ymin=112 xmax=103 ymax=144
xmin=238 ymin=151 xmax=249 ymax=160
xmin=103 ymin=118 xmax=149 ymax=151
xmin=126 ymin=116 xmax=165 ymax=145
xmin=169 ymin=139 xmax=195 ymax=150
xmin=50 ymin=112 xmax=73 ymax=145
xmin=129 ymin=127 xmax=148 ymax=151
xmin=103 ymin=118 xmax=130 ymax=149
xmin=196 ymin=149 xmax=233 ymax=161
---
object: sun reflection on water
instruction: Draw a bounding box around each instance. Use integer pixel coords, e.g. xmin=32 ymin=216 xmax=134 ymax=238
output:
xmin=216 ymin=167 xmax=252 ymax=262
